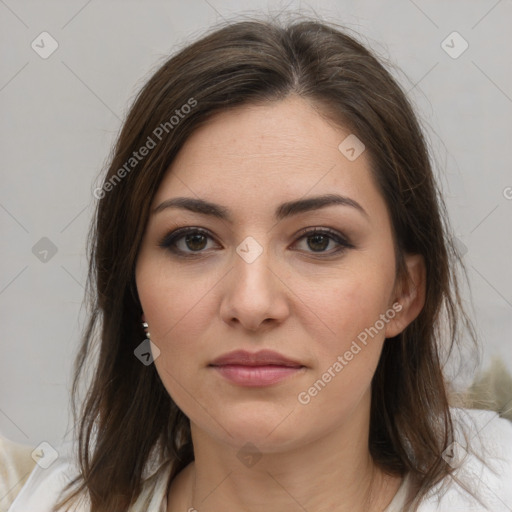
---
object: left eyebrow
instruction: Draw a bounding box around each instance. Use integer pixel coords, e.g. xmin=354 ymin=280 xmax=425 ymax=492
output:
xmin=152 ymin=193 xmax=369 ymax=222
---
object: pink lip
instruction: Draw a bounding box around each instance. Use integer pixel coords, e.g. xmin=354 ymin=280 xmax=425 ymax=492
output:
xmin=209 ymin=350 xmax=305 ymax=387
xmin=210 ymin=349 xmax=303 ymax=367
xmin=212 ymin=365 xmax=304 ymax=386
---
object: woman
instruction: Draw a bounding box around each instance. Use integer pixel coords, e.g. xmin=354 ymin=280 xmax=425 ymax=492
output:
xmin=4 ymin=15 xmax=512 ymax=512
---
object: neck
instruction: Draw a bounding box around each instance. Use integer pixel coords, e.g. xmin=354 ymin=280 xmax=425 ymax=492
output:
xmin=168 ymin=394 xmax=402 ymax=512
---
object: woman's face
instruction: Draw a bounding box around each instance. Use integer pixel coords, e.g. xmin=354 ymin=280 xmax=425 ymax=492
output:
xmin=135 ymin=95 xmax=411 ymax=453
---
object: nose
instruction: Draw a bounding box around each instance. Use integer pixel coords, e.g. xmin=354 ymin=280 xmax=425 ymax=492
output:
xmin=219 ymin=240 xmax=290 ymax=332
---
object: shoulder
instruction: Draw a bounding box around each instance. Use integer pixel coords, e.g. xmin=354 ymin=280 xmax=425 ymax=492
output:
xmin=0 ymin=434 xmax=37 ymax=511
xmin=5 ymin=436 xmax=174 ymax=512
xmin=418 ymin=408 xmax=512 ymax=511
xmin=4 ymin=438 xmax=88 ymax=512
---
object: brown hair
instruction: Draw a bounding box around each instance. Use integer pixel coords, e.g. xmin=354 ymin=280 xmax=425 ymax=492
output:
xmin=55 ymin=14 xmax=477 ymax=512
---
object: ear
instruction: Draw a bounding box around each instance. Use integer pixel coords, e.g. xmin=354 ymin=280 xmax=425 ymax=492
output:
xmin=385 ymin=254 xmax=426 ymax=338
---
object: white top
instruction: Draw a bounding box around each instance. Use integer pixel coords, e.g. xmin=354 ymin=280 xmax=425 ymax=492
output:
xmin=2 ymin=408 xmax=512 ymax=512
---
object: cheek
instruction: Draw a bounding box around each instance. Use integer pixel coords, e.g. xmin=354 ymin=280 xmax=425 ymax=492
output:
xmin=136 ymin=256 xmax=224 ymax=399
xmin=297 ymin=261 xmax=396 ymax=356
xmin=137 ymin=256 xmax=215 ymax=342
xmin=136 ymin=258 xmax=217 ymax=417
xmin=292 ymin=281 xmax=392 ymax=426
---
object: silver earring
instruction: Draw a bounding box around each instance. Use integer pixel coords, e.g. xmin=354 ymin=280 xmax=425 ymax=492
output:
xmin=142 ymin=321 xmax=151 ymax=340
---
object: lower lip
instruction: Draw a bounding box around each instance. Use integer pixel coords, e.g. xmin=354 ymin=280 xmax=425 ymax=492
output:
xmin=211 ymin=364 xmax=304 ymax=387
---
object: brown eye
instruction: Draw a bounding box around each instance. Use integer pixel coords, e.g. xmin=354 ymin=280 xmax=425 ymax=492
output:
xmin=294 ymin=228 xmax=353 ymax=255
xmin=183 ymin=233 xmax=208 ymax=251
xmin=159 ymin=228 xmax=218 ymax=256
xmin=159 ymin=226 xmax=353 ymax=259
xmin=306 ymin=233 xmax=330 ymax=252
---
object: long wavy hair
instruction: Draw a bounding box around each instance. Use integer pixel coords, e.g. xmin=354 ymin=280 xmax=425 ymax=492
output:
xmin=54 ymin=14 xmax=477 ymax=512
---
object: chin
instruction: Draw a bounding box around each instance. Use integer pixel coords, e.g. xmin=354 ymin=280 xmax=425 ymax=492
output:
xmin=208 ymin=405 xmax=306 ymax=450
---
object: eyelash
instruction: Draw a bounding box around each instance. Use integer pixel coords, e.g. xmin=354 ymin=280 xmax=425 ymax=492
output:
xmin=158 ymin=226 xmax=354 ymax=258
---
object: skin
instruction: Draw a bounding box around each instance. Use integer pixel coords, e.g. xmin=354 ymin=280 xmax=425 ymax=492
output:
xmin=135 ymin=94 xmax=426 ymax=512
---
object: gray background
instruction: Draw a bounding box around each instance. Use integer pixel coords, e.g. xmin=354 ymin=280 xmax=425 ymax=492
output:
xmin=1 ymin=0 xmax=511 ymax=447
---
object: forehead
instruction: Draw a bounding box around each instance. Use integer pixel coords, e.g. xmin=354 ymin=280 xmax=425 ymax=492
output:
xmin=152 ymin=95 xmax=385 ymax=224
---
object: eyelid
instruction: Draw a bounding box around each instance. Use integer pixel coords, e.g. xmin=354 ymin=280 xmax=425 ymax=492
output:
xmin=294 ymin=226 xmax=352 ymax=245
xmin=158 ymin=226 xmax=216 ymax=251
xmin=291 ymin=227 xmax=354 ymax=256
xmin=158 ymin=225 xmax=353 ymax=257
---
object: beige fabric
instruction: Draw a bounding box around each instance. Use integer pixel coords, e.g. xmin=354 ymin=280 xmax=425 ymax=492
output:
xmin=0 ymin=436 xmax=36 ymax=512
xmin=462 ymin=357 xmax=512 ymax=421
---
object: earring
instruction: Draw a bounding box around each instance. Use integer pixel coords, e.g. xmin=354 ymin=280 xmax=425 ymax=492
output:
xmin=142 ymin=321 xmax=151 ymax=340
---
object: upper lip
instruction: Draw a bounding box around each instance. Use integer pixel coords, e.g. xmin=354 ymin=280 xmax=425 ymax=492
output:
xmin=209 ymin=350 xmax=304 ymax=368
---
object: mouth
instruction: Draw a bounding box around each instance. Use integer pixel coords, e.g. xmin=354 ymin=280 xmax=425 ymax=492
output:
xmin=209 ymin=350 xmax=306 ymax=387
xmin=210 ymin=349 xmax=303 ymax=367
